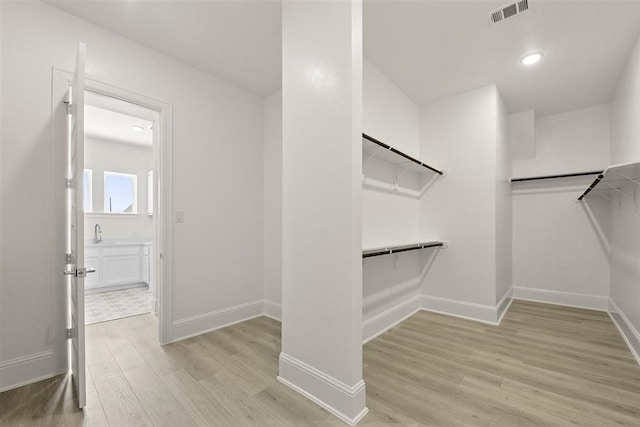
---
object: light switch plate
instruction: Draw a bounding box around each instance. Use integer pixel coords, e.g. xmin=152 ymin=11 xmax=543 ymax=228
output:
xmin=175 ymin=210 xmax=184 ymax=223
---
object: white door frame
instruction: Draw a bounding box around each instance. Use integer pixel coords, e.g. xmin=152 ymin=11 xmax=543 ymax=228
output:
xmin=54 ymin=69 xmax=174 ymax=345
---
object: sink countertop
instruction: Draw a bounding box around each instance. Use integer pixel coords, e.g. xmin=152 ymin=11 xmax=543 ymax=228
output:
xmin=85 ymin=239 xmax=152 ymax=247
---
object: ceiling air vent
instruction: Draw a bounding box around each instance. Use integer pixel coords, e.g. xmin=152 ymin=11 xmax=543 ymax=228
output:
xmin=489 ymin=0 xmax=529 ymax=24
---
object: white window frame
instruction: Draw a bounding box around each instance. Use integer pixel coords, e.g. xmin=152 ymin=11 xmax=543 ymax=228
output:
xmin=103 ymin=171 xmax=138 ymax=214
xmin=83 ymin=169 xmax=93 ymax=213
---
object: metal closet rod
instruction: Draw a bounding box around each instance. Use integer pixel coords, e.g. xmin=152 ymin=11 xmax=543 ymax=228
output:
xmin=510 ymin=170 xmax=603 ymax=183
xmin=577 ymin=173 xmax=605 ymax=201
xmin=362 ymin=133 xmax=444 ymax=175
xmin=362 ymin=242 xmax=444 ymax=259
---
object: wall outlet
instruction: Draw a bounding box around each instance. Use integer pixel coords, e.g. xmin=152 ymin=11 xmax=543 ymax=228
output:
xmin=175 ymin=210 xmax=184 ymax=223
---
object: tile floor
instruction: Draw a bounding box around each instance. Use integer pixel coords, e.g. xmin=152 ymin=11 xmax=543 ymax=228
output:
xmin=85 ymin=285 xmax=152 ymax=325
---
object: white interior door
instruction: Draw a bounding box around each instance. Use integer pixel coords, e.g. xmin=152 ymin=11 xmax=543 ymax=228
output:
xmin=64 ymin=42 xmax=88 ymax=409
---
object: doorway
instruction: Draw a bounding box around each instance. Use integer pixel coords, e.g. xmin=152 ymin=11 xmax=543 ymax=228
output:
xmin=83 ymin=91 xmax=158 ymax=325
xmin=52 ymin=47 xmax=173 ymax=409
xmin=76 ymin=77 xmax=173 ymax=346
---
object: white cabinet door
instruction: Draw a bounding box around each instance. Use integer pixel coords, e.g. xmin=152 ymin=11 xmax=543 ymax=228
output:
xmin=84 ymin=257 xmax=101 ymax=289
xmin=142 ymin=255 xmax=150 ymax=284
xmin=102 ymin=255 xmax=141 ymax=286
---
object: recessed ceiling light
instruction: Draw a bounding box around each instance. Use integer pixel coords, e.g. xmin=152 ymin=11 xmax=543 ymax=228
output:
xmin=131 ymin=125 xmax=144 ymax=132
xmin=521 ymin=51 xmax=543 ymax=65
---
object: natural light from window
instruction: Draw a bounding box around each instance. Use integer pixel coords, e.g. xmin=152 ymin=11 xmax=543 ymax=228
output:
xmin=104 ymin=171 xmax=137 ymax=213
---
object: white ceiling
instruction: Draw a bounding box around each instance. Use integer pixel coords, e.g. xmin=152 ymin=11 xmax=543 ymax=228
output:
xmin=85 ymin=91 xmax=154 ymax=146
xmin=45 ymin=0 xmax=282 ymax=96
xmin=364 ymin=1 xmax=640 ymax=115
xmin=46 ymin=1 xmax=640 ymax=115
xmin=85 ymin=105 xmax=153 ymax=146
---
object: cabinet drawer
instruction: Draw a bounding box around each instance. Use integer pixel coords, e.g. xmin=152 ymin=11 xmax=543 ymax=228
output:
xmin=101 ymin=245 xmax=141 ymax=257
xmin=85 ymin=247 xmax=100 ymax=258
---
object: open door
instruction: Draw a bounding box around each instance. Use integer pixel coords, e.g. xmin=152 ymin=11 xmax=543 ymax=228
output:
xmin=63 ymin=42 xmax=91 ymax=408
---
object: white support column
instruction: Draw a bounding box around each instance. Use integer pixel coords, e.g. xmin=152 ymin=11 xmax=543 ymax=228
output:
xmin=279 ymin=1 xmax=367 ymax=425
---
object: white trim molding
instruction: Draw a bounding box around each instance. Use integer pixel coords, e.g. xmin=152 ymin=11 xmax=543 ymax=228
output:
xmin=81 ymin=73 xmax=174 ymax=346
xmin=512 ymin=286 xmax=609 ymax=311
xmin=420 ymin=294 xmax=500 ymax=325
xmin=496 ymin=287 xmax=514 ymax=325
xmin=171 ymin=300 xmax=263 ymax=342
xmin=608 ymin=299 xmax=640 ymax=366
xmin=263 ymin=300 xmax=282 ymax=321
xmin=278 ymin=352 xmax=368 ymax=425
xmin=363 ymin=295 xmax=421 ymax=344
xmin=0 ymin=351 xmax=58 ymax=393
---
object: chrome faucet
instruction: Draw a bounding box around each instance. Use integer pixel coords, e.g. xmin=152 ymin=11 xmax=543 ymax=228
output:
xmin=94 ymin=224 xmax=102 ymax=243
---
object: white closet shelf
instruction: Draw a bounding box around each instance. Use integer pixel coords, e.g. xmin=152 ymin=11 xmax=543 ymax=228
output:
xmin=362 ymin=241 xmax=446 ymax=259
xmin=362 ymin=133 xmax=443 ymax=176
xmin=578 ymin=161 xmax=640 ymax=201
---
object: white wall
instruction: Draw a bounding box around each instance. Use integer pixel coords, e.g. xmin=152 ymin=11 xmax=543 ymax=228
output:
xmin=512 ymin=104 xmax=610 ymax=178
xmin=262 ymin=59 xmax=426 ymax=335
xmin=419 ymin=85 xmax=501 ymax=309
xmin=509 ymin=109 xmax=535 ymax=160
xmin=363 ymin=60 xmax=420 ymax=155
xmin=362 ymin=59 xmax=424 ymax=330
xmin=0 ymin=1 xmax=3 ymax=378
xmin=611 ymin=37 xmax=640 ymax=165
xmin=495 ymin=93 xmax=512 ymax=305
xmin=84 ymin=137 xmax=153 ymax=240
xmin=609 ymin=34 xmax=640 ymax=357
xmin=362 ymin=59 xmax=420 ymax=248
xmin=263 ymin=91 xmax=282 ymax=318
xmin=0 ymin=1 xmax=264 ymax=391
xmin=280 ymin=2 xmax=366 ymax=422
xmin=511 ymin=104 xmax=611 ymax=308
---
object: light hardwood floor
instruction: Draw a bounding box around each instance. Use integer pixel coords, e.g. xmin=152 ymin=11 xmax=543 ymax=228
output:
xmin=1 ymin=300 xmax=639 ymax=426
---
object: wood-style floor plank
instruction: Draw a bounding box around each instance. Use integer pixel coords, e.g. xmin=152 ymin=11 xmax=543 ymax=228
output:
xmin=1 ymin=300 xmax=639 ymax=426
xmin=121 ymin=364 xmax=197 ymax=427
xmin=88 ymin=346 xmax=153 ymax=426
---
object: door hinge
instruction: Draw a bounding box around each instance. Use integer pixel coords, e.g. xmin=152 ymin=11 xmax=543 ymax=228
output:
xmin=64 ymin=87 xmax=73 ymax=114
xmin=65 ymin=253 xmax=74 ymax=264
xmin=66 ymin=178 xmax=73 ymax=189
xmin=66 ymin=328 xmax=73 ymax=339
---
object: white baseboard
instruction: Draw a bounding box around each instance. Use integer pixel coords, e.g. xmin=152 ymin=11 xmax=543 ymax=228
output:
xmin=263 ymin=300 xmax=282 ymax=321
xmin=0 ymin=351 xmax=59 ymax=393
xmin=171 ymin=300 xmax=264 ymax=342
xmin=362 ymin=290 xmax=515 ymax=341
xmin=420 ymin=294 xmax=500 ymax=325
xmin=496 ymin=288 xmax=514 ymax=325
xmin=278 ymin=352 xmax=368 ymax=425
xmin=608 ymin=299 xmax=640 ymax=366
xmin=362 ymin=295 xmax=420 ymax=344
xmin=512 ymin=287 xmax=609 ymax=311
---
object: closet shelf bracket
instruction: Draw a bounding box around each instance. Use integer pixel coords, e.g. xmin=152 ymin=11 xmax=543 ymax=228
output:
xmin=577 ymin=161 xmax=640 ymax=213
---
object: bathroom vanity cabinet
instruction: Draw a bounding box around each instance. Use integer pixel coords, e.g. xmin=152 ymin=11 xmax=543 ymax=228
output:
xmin=85 ymin=241 xmax=152 ymax=294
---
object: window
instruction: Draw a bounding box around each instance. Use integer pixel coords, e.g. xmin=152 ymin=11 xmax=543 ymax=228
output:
xmin=104 ymin=172 xmax=137 ymax=213
xmin=83 ymin=169 xmax=93 ymax=213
